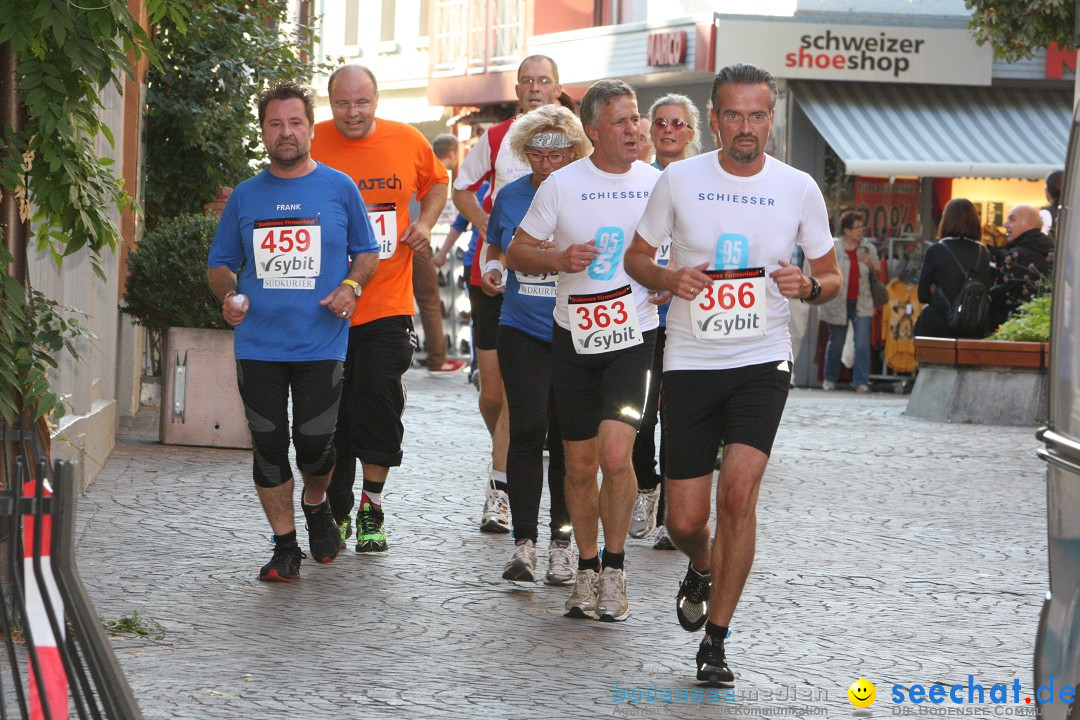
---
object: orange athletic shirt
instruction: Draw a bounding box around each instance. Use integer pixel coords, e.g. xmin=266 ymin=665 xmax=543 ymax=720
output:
xmin=311 ymin=118 xmax=449 ymax=325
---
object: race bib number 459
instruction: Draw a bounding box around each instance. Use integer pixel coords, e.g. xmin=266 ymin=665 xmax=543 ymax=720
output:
xmin=690 ymin=268 xmax=766 ymax=340
xmin=569 ymin=285 xmax=642 ymax=354
xmin=253 ymin=217 xmax=321 ymax=285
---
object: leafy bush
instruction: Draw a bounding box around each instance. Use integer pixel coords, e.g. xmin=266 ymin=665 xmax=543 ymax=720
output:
xmin=123 ymin=213 xmax=228 ymax=373
xmin=991 ymin=294 xmax=1051 ymax=342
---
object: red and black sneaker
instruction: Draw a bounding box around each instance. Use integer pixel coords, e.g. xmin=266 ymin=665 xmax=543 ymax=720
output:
xmin=259 ymin=544 xmax=306 ymax=582
xmin=303 ymin=499 xmax=345 ymax=564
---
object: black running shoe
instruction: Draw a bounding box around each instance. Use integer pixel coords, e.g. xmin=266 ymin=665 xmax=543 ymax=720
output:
xmin=259 ymin=544 xmax=306 ymax=582
xmin=696 ymin=635 xmax=735 ymax=687
xmin=303 ymin=499 xmax=344 ymax=564
xmin=676 ymin=562 xmax=711 ymax=631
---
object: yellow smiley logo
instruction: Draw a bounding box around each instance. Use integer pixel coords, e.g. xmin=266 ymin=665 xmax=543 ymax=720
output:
xmin=848 ymin=678 xmax=876 ymax=708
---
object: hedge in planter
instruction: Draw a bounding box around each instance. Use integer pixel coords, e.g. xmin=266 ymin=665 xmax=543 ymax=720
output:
xmin=124 ymin=213 xmax=229 ymax=375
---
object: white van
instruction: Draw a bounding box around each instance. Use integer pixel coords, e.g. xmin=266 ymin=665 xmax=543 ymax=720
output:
xmin=1035 ymin=96 xmax=1080 ymax=719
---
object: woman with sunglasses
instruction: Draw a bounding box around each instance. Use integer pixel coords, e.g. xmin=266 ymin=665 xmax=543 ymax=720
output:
xmin=480 ymin=105 xmax=592 ymax=584
xmin=629 ymin=94 xmax=703 ymax=550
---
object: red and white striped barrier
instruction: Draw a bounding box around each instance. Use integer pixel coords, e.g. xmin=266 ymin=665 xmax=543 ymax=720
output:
xmin=23 ymin=477 xmax=68 ymax=720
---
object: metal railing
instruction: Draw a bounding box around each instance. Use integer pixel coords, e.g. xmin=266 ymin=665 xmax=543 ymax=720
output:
xmin=1 ymin=420 xmax=142 ymax=719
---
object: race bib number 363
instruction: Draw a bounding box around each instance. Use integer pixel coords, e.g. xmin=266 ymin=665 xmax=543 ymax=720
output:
xmin=253 ymin=217 xmax=322 ymax=283
xmin=690 ymin=268 xmax=766 ymax=340
xmin=569 ymin=285 xmax=642 ymax=354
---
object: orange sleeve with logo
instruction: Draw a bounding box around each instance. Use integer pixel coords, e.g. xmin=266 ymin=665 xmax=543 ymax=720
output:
xmin=311 ymin=118 xmax=450 ymax=325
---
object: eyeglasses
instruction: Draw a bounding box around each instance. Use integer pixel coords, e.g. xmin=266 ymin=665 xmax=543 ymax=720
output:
xmin=517 ymin=76 xmax=554 ymax=86
xmin=717 ymin=111 xmax=771 ymax=127
xmin=653 ymin=117 xmax=690 ymax=130
xmin=525 ymin=150 xmax=567 ymax=163
xmin=332 ymin=100 xmax=372 ymax=112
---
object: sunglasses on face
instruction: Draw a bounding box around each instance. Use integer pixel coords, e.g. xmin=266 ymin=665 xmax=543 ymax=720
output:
xmin=653 ymin=117 xmax=690 ymax=130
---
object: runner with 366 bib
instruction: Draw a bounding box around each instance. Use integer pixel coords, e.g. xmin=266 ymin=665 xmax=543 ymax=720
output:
xmin=625 ymin=63 xmax=841 ymax=687
xmin=508 ymin=79 xmax=660 ymax=624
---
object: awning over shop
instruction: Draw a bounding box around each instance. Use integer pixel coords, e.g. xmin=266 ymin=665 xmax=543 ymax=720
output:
xmin=793 ymin=81 xmax=1071 ymax=179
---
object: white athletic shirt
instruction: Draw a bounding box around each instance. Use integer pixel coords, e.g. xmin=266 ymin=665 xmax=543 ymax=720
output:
xmin=636 ymin=153 xmax=834 ymax=372
xmin=518 ymin=158 xmax=661 ymax=333
xmin=452 ymin=118 xmax=530 ymax=206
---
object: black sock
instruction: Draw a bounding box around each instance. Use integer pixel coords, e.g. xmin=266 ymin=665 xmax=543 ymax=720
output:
xmin=705 ymin=622 xmax=728 ymax=640
xmin=275 ymin=530 xmax=298 ymax=547
xmin=601 ymin=549 xmax=624 ymax=570
xmin=578 ymin=555 xmax=600 ymax=572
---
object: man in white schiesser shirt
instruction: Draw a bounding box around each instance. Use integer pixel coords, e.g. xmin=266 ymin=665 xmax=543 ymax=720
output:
xmin=506 ymin=79 xmax=661 ymax=623
xmin=625 ymin=63 xmax=841 ymax=687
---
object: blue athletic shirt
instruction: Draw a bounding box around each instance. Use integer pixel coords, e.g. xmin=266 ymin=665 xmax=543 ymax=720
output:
xmin=451 ymin=182 xmax=489 ymax=268
xmin=208 ymin=163 xmax=378 ymax=362
xmin=490 ymin=175 xmax=558 ymax=343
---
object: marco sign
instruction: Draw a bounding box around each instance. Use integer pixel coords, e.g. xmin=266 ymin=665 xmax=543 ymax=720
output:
xmin=715 ymin=20 xmax=992 ymax=85
xmin=648 ymin=31 xmax=687 ymax=67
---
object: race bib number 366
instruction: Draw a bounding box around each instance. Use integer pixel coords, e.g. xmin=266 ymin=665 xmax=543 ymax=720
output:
xmin=691 ymin=268 xmax=766 ymax=340
xmin=253 ymin=217 xmax=322 ymax=284
xmin=569 ymin=285 xmax=642 ymax=354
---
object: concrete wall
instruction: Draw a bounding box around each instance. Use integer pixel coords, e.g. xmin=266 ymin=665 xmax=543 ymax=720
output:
xmin=26 ymin=79 xmax=143 ymax=492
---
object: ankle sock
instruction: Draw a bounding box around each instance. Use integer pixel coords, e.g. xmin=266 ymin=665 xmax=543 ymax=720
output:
xmin=491 ymin=469 xmax=508 ymax=492
xmin=601 ymin=549 xmax=624 ymax=570
xmin=578 ymin=555 xmax=600 ymax=572
xmin=361 ymin=479 xmax=384 ymax=507
xmin=275 ymin=530 xmax=298 ymax=547
xmin=705 ymin=622 xmax=729 ymax=640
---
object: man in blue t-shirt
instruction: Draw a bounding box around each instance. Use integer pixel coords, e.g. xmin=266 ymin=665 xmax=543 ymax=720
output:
xmin=208 ymin=81 xmax=378 ymax=582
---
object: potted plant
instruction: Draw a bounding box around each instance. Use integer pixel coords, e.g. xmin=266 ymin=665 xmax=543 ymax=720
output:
xmin=123 ymin=213 xmax=250 ymax=448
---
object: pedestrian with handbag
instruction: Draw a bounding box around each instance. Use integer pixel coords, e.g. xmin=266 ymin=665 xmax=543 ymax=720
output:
xmin=820 ymin=211 xmax=882 ymax=394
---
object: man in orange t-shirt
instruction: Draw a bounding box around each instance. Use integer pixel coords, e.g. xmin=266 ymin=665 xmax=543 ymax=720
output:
xmin=311 ymin=64 xmax=449 ymax=553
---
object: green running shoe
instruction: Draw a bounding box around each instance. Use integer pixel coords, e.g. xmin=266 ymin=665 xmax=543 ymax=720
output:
xmin=355 ymin=501 xmax=387 ymax=553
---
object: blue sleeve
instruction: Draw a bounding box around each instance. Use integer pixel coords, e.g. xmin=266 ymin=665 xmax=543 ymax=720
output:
xmin=208 ymin=190 xmax=245 ymax=271
xmin=452 ymin=213 xmax=470 ymax=233
xmin=343 ymin=180 xmax=378 ymax=255
xmin=489 ymin=194 xmax=510 ymax=253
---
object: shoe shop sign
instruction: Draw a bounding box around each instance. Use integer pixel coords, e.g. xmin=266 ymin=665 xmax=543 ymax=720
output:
xmin=715 ymin=19 xmax=992 ymax=85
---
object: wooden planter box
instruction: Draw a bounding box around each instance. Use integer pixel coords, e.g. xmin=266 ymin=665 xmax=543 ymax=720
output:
xmin=914 ymin=337 xmax=1048 ymax=369
xmin=909 ymin=336 xmax=1049 ymax=425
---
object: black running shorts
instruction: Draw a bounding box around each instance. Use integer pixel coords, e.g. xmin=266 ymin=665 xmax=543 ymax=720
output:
xmin=468 ymin=283 xmax=503 ymax=351
xmin=662 ymin=360 xmax=792 ymax=479
xmin=551 ymin=324 xmax=657 ymax=441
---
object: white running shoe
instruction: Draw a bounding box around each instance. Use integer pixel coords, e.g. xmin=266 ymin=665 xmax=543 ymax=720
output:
xmin=502 ymin=540 xmax=537 ymax=582
xmin=595 ymin=566 xmax=629 ymax=622
xmin=564 ymin=568 xmax=599 ymax=618
xmin=628 ymin=486 xmax=660 ymax=538
xmin=652 ymin=525 xmax=677 ymax=550
xmin=480 ymin=477 xmax=511 ymax=533
xmin=544 ymin=540 xmax=576 ymax=586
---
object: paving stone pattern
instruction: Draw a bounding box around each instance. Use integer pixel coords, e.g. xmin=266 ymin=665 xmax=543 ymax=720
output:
xmin=62 ymin=372 xmax=1047 ymax=719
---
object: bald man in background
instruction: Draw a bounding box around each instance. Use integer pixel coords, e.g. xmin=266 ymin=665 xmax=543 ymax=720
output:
xmin=988 ymin=204 xmax=1054 ymax=330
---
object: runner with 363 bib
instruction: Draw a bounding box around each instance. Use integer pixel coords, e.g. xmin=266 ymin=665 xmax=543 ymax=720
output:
xmin=508 ymin=79 xmax=660 ymax=624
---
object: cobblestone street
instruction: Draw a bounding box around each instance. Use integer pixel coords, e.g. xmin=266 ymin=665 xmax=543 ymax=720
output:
xmin=70 ymin=371 xmax=1048 ymax=719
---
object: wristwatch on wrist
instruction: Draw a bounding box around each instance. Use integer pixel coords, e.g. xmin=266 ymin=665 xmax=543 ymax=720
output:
xmin=341 ymin=279 xmax=362 ymax=298
xmin=803 ymin=276 xmax=822 ymax=303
